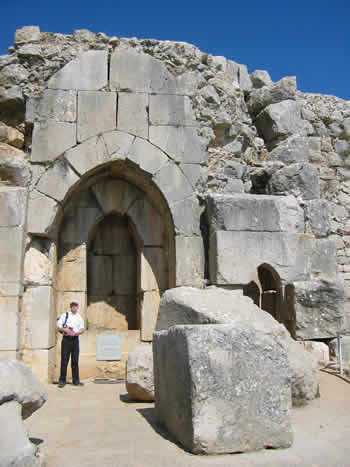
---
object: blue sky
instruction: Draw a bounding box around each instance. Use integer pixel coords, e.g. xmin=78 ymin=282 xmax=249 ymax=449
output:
xmin=1 ymin=0 xmax=349 ymax=100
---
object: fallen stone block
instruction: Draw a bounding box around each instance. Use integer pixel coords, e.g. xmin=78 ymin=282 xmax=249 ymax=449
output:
xmin=285 ymin=280 xmax=344 ymax=340
xmin=126 ymin=344 xmax=154 ymax=401
xmin=153 ymin=324 xmax=293 ymax=454
xmin=0 ymin=359 xmax=47 ymax=467
xmin=0 ymin=400 xmax=41 ymax=467
xmin=255 ymin=100 xmax=309 ymax=143
xmin=156 ymin=287 xmax=319 ymax=406
xmin=0 ymin=359 xmax=47 ymax=419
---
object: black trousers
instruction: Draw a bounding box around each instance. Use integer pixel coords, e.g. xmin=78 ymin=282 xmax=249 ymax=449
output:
xmin=59 ymin=336 xmax=80 ymax=384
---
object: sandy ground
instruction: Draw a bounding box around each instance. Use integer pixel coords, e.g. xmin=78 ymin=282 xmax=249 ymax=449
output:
xmin=25 ymin=370 xmax=350 ymax=467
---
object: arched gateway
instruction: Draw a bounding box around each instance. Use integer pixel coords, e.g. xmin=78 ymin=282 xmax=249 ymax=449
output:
xmin=20 ymin=48 xmax=205 ymax=382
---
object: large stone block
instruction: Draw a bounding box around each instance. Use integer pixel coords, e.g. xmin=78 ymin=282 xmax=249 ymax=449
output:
xmin=77 ymin=91 xmax=117 ymax=142
xmin=305 ymin=199 xmax=331 ymax=238
xmin=22 ymin=286 xmax=55 ymax=349
xmin=27 ymin=190 xmax=60 ymax=235
xmin=32 ymin=89 xmax=77 ymax=122
xmin=149 ymin=94 xmax=195 ymax=126
xmin=0 ymin=359 xmax=47 ymax=419
xmin=206 ymin=194 xmax=304 ymax=234
xmin=57 ymin=245 xmax=87 ymax=292
xmin=269 ymin=163 xmax=320 ymax=200
xmin=175 ymin=236 xmax=204 ymax=287
xmin=36 ymin=159 xmax=80 ymax=202
xmin=140 ymin=248 xmax=167 ymax=292
xmin=0 ymin=227 xmax=24 ymax=285
xmin=117 ymin=92 xmax=148 ymax=138
xmin=269 ymin=136 xmax=321 ymax=164
xmin=255 ymin=100 xmax=308 ymax=143
xmin=311 ymin=238 xmax=338 ymax=279
xmin=286 ymin=280 xmax=344 ymax=339
xmin=209 ymin=231 xmax=314 ymax=285
xmin=65 ymin=136 xmax=109 ymax=176
xmin=24 ymin=242 xmax=53 ymax=286
xmin=110 ymin=48 xmax=178 ymax=94
xmin=48 ymin=50 xmax=108 ymax=91
xmin=0 ymin=297 xmax=19 ymax=350
xmin=170 ymin=195 xmax=201 ymax=236
xmin=156 ymin=286 xmax=319 ymax=406
xmin=127 ymin=198 xmax=163 ymax=246
xmin=127 ymin=138 xmax=168 ymax=175
xmin=0 ymin=400 xmax=39 ymax=467
xmin=0 ymin=187 xmax=26 ymax=227
xmin=102 ymin=130 xmax=135 ymax=158
xmin=31 ymin=120 xmax=76 ymax=162
xmin=179 ymin=163 xmax=205 ymax=191
xmin=149 ymin=126 xmax=206 ymax=164
xmin=153 ymin=163 xmax=193 ymax=205
xmin=141 ymin=290 xmax=161 ymax=342
xmin=153 ymin=324 xmax=292 ymax=454
xmin=126 ymin=344 xmax=154 ymax=401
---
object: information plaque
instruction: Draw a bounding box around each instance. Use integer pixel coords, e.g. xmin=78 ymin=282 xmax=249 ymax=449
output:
xmin=96 ymin=334 xmax=122 ymax=361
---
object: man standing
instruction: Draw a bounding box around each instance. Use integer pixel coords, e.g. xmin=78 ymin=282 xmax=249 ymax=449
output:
xmin=56 ymin=300 xmax=85 ymax=388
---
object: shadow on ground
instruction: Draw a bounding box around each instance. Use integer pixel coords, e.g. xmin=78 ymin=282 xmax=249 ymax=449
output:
xmin=137 ymin=407 xmax=188 ymax=452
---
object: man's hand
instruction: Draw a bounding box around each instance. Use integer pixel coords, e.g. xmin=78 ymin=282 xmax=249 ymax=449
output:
xmin=64 ymin=328 xmax=74 ymax=336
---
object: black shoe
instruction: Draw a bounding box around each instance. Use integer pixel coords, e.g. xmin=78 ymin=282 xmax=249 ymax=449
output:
xmin=58 ymin=381 xmax=66 ymax=388
xmin=73 ymin=382 xmax=84 ymax=386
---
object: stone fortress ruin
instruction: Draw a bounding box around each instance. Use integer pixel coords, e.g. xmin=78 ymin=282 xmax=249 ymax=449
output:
xmin=0 ymin=26 xmax=349 ymax=387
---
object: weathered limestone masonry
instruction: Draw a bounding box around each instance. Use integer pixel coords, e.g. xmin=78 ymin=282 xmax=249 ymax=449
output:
xmin=0 ymin=25 xmax=348 ymax=382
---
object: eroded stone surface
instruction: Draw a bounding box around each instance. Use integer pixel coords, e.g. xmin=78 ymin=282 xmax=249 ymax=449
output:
xmin=0 ymin=359 xmax=47 ymax=419
xmin=48 ymin=50 xmax=108 ymax=91
xmin=156 ymin=286 xmax=319 ymax=406
xmin=206 ymin=193 xmax=304 ymax=233
xmin=154 ymin=324 xmax=293 ymax=454
xmin=126 ymin=344 xmax=154 ymax=401
xmin=31 ymin=120 xmax=76 ymax=162
xmin=77 ymin=91 xmax=116 ymax=142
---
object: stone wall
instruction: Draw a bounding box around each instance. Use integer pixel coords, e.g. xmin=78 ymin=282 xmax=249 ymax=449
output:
xmin=0 ymin=25 xmax=349 ymax=381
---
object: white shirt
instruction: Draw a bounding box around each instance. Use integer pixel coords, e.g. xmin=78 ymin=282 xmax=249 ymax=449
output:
xmin=57 ymin=312 xmax=85 ymax=333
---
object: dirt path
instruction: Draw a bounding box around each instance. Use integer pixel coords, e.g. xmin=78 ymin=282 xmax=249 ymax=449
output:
xmin=25 ymin=371 xmax=350 ymax=467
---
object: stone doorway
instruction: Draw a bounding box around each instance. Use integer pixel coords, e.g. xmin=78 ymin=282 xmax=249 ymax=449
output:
xmin=87 ymin=214 xmax=138 ymax=332
xmin=54 ymin=174 xmax=174 ymax=381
